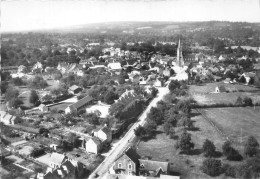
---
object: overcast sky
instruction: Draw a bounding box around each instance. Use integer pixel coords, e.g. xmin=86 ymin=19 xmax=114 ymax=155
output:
xmin=1 ymin=0 xmax=260 ymax=32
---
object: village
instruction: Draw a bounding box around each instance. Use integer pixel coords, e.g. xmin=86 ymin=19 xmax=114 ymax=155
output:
xmin=1 ymin=21 xmax=260 ymax=179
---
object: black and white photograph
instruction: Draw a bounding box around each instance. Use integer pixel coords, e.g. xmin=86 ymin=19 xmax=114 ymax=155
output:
xmin=1 ymin=0 xmax=260 ymax=179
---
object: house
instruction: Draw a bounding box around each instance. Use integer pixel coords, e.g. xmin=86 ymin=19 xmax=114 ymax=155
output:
xmin=215 ymin=85 xmax=226 ymax=93
xmin=82 ymin=137 xmax=102 ymax=154
xmin=153 ymin=79 xmax=162 ymax=87
xmin=106 ymin=174 xmax=180 ymax=179
xmin=92 ymin=125 xmax=112 ymax=143
xmin=38 ymin=153 xmax=85 ymax=179
xmin=38 ymin=104 xmax=48 ymax=112
xmin=223 ymin=78 xmax=231 ymax=84
xmin=0 ymin=111 xmax=18 ymax=125
xmin=138 ymin=159 xmax=169 ymax=177
xmin=240 ymin=72 xmax=256 ymax=84
xmin=79 ymin=57 xmax=98 ymax=66
xmin=108 ymin=62 xmax=122 ymax=71
xmin=68 ymin=85 xmax=83 ymax=95
xmin=32 ymin=62 xmax=43 ymax=72
xmin=113 ymin=147 xmax=141 ymax=175
xmin=18 ymin=65 xmax=27 ymax=73
xmin=49 ymin=152 xmax=68 ymax=169
xmin=212 ymin=75 xmax=222 ymax=82
xmin=65 ymin=96 xmax=94 ymax=114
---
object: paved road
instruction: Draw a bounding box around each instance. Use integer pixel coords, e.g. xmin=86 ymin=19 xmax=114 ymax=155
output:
xmin=89 ymin=87 xmax=169 ymax=179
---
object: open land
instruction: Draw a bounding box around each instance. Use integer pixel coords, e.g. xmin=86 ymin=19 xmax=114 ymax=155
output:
xmin=201 ymin=107 xmax=260 ymax=151
xmin=189 ymin=82 xmax=260 ymax=105
xmin=136 ymin=107 xmax=260 ymax=179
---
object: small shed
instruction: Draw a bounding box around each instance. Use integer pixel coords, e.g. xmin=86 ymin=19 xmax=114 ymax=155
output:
xmin=38 ymin=104 xmax=48 ymax=112
xmin=215 ymin=85 xmax=226 ymax=93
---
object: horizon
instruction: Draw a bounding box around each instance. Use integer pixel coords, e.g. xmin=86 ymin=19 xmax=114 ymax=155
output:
xmin=1 ymin=0 xmax=260 ymax=33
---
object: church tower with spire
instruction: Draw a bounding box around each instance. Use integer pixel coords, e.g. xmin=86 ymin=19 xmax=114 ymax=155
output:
xmin=176 ymin=39 xmax=184 ymax=67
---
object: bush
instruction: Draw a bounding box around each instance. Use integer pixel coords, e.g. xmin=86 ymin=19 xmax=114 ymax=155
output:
xmin=202 ymin=139 xmax=216 ymax=157
xmin=243 ymin=97 xmax=253 ymax=106
xmin=201 ymin=158 xmax=223 ymax=177
xmin=222 ymin=163 xmax=236 ymax=178
xmin=244 ymin=136 xmax=259 ymax=157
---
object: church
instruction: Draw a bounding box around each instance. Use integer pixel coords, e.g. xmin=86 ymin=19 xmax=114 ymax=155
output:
xmin=170 ymin=39 xmax=189 ymax=81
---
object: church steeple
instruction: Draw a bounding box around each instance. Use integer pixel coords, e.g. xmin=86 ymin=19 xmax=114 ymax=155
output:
xmin=176 ymin=39 xmax=184 ymax=67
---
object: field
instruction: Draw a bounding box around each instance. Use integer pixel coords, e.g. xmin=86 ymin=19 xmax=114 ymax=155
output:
xmin=189 ymin=82 xmax=260 ymax=105
xmin=201 ymin=107 xmax=260 ymax=150
xmin=135 ymin=106 xmax=260 ymax=178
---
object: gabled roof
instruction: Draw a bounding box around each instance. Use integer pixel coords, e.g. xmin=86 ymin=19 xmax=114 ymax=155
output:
xmin=100 ymin=126 xmax=111 ymax=135
xmin=61 ymin=160 xmax=75 ymax=174
xmin=49 ymin=152 xmax=67 ymax=166
xmin=69 ymin=85 xmax=81 ymax=91
xmin=39 ymin=104 xmax=47 ymax=108
xmin=217 ymin=85 xmax=226 ymax=92
xmin=86 ymin=136 xmax=102 ymax=146
xmin=139 ymin=159 xmax=168 ymax=172
xmin=68 ymin=96 xmax=93 ymax=110
xmin=44 ymin=172 xmax=60 ymax=179
xmin=124 ymin=147 xmax=141 ymax=164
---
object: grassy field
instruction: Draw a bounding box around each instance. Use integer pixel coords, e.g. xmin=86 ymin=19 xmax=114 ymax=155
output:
xmin=189 ymin=82 xmax=260 ymax=105
xmin=135 ymin=107 xmax=255 ymax=178
xmin=201 ymin=107 xmax=260 ymax=151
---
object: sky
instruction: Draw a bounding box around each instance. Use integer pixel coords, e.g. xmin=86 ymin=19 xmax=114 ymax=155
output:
xmin=1 ymin=0 xmax=260 ymax=32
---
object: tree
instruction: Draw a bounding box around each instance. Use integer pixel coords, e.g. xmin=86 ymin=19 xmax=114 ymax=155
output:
xmin=175 ymin=130 xmax=194 ymax=154
xmin=104 ymin=91 xmax=118 ymax=104
xmin=0 ymin=81 xmax=8 ymax=93
xmin=7 ymin=98 xmax=23 ymax=108
xmin=222 ymin=141 xmax=232 ymax=156
xmin=134 ymin=125 xmax=146 ymax=137
xmin=29 ymin=90 xmax=39 ymax=105
xmin=244 ymin=136 xmax=259 ymax=157
xmin=243 ymin=97 xmax=253 ymax=106
xmin=147 ymin=107 xmax=164 ymax=125
xmin=201 ymin=158 xmax=222 ymax=177
xmin=168 ymin=80 xmax=181 ymax=93
xmin=235 ymin=157 xmax=260 ymax=178
xmin=42 ymin=94 xmax=53 ymax=102
xmin=235 ymin=96 xmax=243 ymax=106
xmin=5 ymin=88 xmax=19 ymax=101
xmin=150 ymin=87 xmax=158 ymax=98
xmin=202 ymin=139 xmax=216 ymax=157
xmin=177 ymin=116 xmax=193 ymax=128
xmin=249 ymin=77 xmax=254 ymax=85
xmin=11 ymin=77 xmax=24 ymax=86
xmin=239 ymin=76 xmax=246 ymax=83
xmin=30 ymin=148 xmax=45 ymax=158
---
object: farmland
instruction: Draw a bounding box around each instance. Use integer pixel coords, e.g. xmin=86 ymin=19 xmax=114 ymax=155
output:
xmin=136 ymin=107 xmax=260 ymax=178
xmin=189 ymin=82 xmax=260 ymax=105
xmin=200 ymin=107 xmax=260 ymax=151
xmin=135 ymin=116 xmax=227 ymax=179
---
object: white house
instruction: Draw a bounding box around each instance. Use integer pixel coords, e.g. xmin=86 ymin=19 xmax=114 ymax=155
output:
xmin=215 ymin=85 xmax=226 ymax=93
xmin=108 ymin=62 xmax=122 ymax=71
xmin=92 ymin=125 xmax=112 ymax=143
xmin=83 ymin=137 xmax=102 ymax=154
xmin=38 ymin=104 xmax=48 ymax=112
xmin=0 ymin=111 xmax=18 ymax=125
xmin=49 ymin=152 xmax=67 ymax=169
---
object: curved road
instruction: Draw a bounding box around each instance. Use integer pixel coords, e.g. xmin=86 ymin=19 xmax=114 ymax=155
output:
xmin=89 ymin=87 xmax=169 ymax=179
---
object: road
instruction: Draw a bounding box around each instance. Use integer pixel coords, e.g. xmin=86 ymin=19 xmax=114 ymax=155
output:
xmin=88 ymin=87 xmax=169 ymax=179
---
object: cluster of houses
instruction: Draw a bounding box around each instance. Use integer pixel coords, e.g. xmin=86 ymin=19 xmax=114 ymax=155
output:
xmin=107 ymin=147 xmax=179 ymax=179
xmin=33 ymin=152 xmax=86 ymax=179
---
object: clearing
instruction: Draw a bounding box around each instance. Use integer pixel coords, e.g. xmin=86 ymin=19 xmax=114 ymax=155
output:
xmin=189 ymin=82 xmax=260 ymax=105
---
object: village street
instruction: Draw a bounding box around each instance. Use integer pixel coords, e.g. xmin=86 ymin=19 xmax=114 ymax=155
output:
xmin=89 ymin=86 xmax=169 ymax=179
